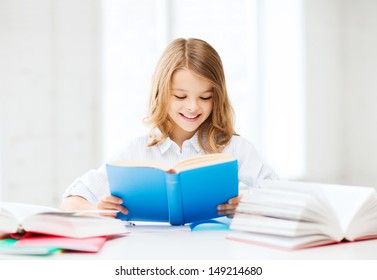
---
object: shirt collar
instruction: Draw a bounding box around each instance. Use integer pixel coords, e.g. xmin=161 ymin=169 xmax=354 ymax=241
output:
xmin=158 ymin=136 xmax=174 ymax=154
xmin=187 ymin=133 xmax=201 ymax=153
xmin=158 ymin=133 xmax=202 ymax=155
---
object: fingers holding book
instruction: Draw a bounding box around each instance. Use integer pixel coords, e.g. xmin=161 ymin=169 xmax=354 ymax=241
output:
xmin=217 ymin=194 xmax=243 ymax=218
xmin=97 ymin=194 xmax=128 ymax=218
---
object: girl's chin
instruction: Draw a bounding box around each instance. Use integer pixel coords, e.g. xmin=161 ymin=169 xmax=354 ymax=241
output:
xmin=173 ymin=123 xmax=200 ymax=135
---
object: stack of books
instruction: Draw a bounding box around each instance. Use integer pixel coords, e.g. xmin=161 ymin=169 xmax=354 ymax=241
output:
xmin=0 ymin=202 xmax=129 ymax=255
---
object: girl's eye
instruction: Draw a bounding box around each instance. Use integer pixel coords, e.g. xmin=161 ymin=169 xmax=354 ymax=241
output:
xmin=174 ymin=95 xmax=186 ymax=100
xmin=200 ymin=96 xmax=212 ymax=101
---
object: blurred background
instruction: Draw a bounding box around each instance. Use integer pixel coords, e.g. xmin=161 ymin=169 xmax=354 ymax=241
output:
xmin=1 ymin=0 xmax=376 ymax=207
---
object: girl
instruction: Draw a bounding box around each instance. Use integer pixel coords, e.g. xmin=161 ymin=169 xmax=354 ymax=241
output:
xmin=61 ymin=38 xmax=277 ymax=218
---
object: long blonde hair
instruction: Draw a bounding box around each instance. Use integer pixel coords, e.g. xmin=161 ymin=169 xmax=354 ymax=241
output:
xmin=145 ymin=38 xmax=236 ymax=153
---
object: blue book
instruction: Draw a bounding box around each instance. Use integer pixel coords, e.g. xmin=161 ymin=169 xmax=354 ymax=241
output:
xmin=106 ymin=153 xmax=238 ymax=225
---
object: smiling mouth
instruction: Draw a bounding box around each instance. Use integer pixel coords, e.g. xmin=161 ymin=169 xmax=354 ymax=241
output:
xmin=180 ymin=113 xmax=201 ymax=121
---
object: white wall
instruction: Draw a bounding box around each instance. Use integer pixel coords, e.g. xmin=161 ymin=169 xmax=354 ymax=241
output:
xmin=257 ymin=0 xmax=306 ymax=179
xmin=342 ymin=0 xmax=377 ymax=186
xmin=0 ymin=0 xmax=103 ymax=206
xmin=304 ymin=0 xmax=343 ymax=183
xmin=303 ymin=0 xmax=377 ymax=187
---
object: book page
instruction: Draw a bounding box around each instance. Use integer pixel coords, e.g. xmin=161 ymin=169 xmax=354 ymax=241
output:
xmin=23 ymin=214 xmax=128 ymax=238
xmin=241 ymin=189 xmax=330 ymax=223
xmin=231 ymin=213 xmax=336 ymax=238
xmin=319 ymin=184 xmax=375 ymax=236
xmin=228 ymin=231 xmax=335 ymax=250
xmin=258 ymin=180 xmax=376 ymax=237
xmin=109 ymin=153 xmax=234 ymax=173
xmin=173 ymin=153 xmax=233 ymax=172
xmin=257 ymin=180 xmax=344 ymax=239
xmin=109 ymin=160 xmax=169 ymax=171
xmin=0 ymin=202 xmax=59 ymax=223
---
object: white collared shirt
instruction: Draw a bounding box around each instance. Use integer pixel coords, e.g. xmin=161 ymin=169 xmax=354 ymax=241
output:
xmin=63 ymin=134 xmax=278 ymax=204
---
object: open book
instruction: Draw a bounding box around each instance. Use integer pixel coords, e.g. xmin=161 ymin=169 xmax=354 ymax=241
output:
xmin=0 ymin=202 xmax=128 ymax=239
xmin=106 ymin=153 xmax=239 ymax=225
xmin=228 ymin=180 xmax=377 ymax=250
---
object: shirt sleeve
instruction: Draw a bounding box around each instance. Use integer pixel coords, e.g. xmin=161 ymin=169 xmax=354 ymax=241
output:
xmin=225 ymin=136 xmax=278 ymax=188
xmin=62 ymin=164 xmax=109 ymax=204
xmin=62 ymin=135 xmax=149 ymax=204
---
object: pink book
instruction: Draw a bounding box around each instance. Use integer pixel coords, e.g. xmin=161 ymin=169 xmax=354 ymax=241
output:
xmin=15 ymin=235 xmax=108 ymax=253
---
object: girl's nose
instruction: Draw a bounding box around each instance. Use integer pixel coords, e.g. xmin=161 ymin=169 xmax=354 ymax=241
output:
xmin=185 ymin=99 xmax=199 ymax=111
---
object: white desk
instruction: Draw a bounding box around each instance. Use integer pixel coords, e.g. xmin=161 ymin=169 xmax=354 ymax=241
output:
xmin=2 ymin=226 xmax=377 ymax=260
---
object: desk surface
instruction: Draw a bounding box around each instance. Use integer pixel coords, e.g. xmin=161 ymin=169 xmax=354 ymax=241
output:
xmin=2 ymin=225 xmax=377 ymax=260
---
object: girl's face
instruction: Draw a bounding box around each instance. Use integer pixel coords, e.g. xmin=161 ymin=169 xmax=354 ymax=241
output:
xmin=168 ymin=68 xmax=214 ymax=145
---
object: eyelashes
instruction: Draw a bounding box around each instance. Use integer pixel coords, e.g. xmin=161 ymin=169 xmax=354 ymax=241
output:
xmin=173 ymin=95 xmax=213 ymax=101
xmin=200 ymin=96 xmax=212 ymax=101
xmin=174 ymin=95 xmax=186 ymax=100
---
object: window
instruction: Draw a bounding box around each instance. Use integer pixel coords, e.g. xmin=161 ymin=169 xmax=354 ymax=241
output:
xmin=258 ymin=0 xmax=305 ymax=178
xmin=102 ymin=0 xmax=305 ymax=179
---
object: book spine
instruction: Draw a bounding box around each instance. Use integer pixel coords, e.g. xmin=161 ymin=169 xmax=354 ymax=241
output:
xmin=165 ymin=173 xmax=184 ymax=225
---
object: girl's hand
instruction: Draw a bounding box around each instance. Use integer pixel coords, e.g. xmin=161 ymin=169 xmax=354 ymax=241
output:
xmin=97 ymin=194 xmax=128 ymax=218
xmin=217 ymin=194 xmax=243 ymax=218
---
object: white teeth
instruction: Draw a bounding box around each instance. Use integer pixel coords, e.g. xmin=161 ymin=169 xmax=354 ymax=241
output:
xmin=182 ymin=114 xmax=198 ymax=119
